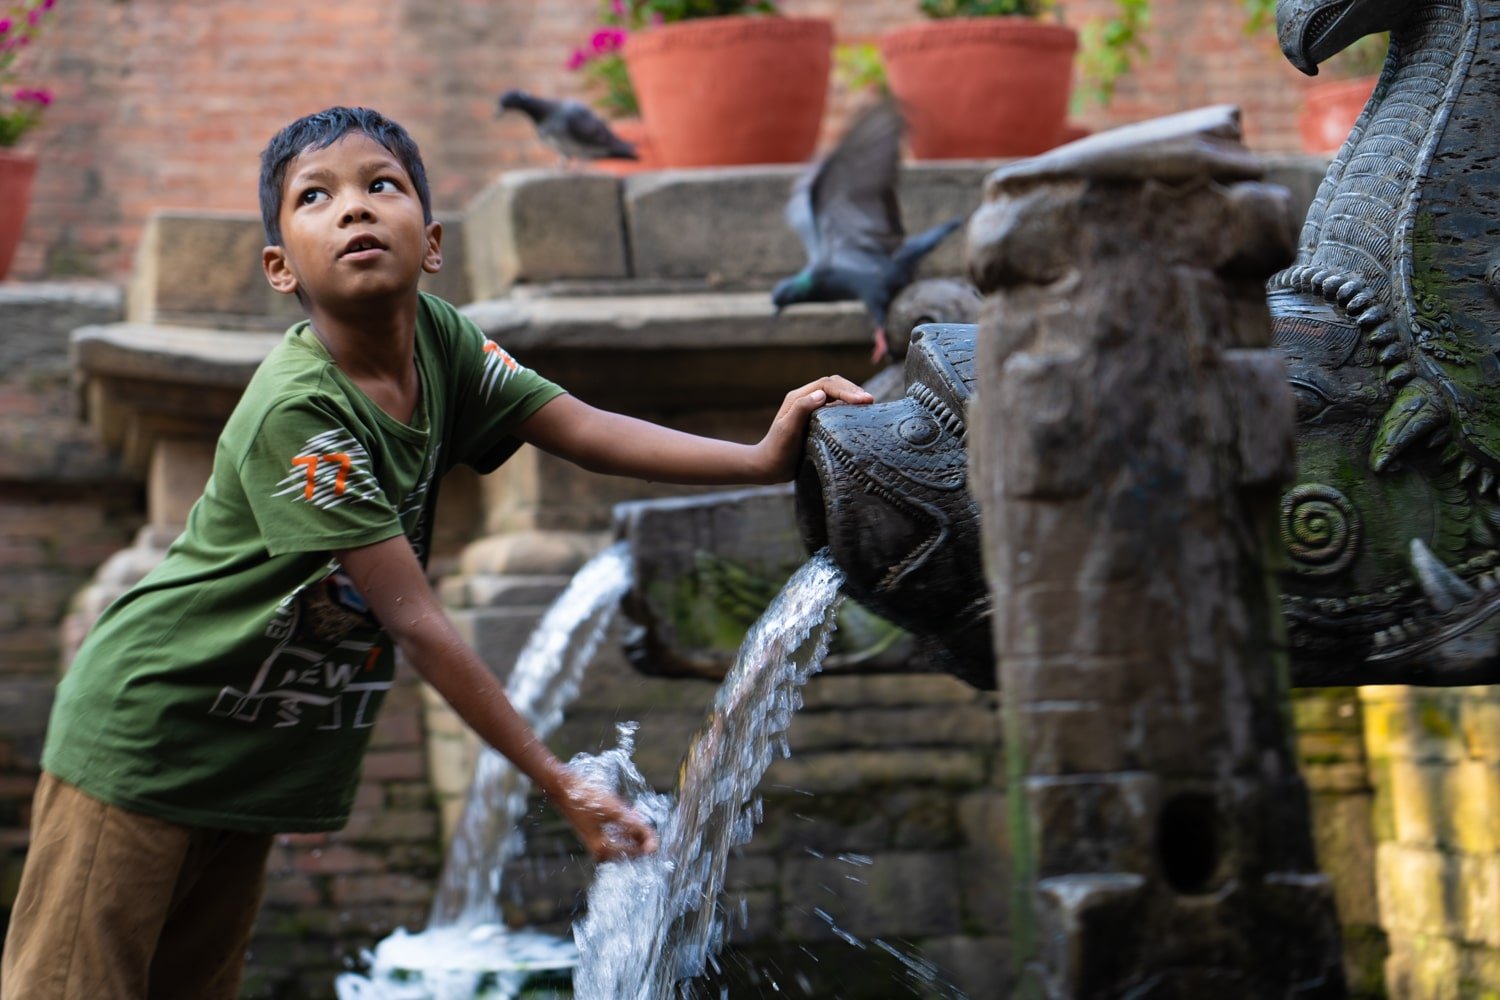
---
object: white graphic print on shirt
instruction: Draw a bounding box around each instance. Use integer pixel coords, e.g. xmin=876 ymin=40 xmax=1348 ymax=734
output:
xmin=480 ymin=340 xmax=522 ymax=401
xmin=271 ymin=430 xmax=381 ymax=509
xmin=208 ymin=437 xmax=442 ymax=730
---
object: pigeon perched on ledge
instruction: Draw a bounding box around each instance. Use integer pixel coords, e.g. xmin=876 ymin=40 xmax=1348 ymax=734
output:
xmin=771 ymin=98 xmax=966 ymax=364
xmin=497 ymin=89 xmax=638 ymax=168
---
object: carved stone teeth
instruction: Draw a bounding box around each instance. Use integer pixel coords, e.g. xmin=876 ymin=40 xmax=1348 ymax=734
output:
xmin=1358 ymin=304 xmax=1390 ymax=327
xmin=1311 ymin=270 xmax=1334 ymax=293
xmin=1378 ymin=343 xmax=1406 ymax=364
xmin=1369 ymin=323 xmax=1399 ymax=346
xmin=1386 ymin=363 xmax=1415 ymax=385
xmin=1335 ymin=279 xmax=1364 ymax=304
xmin=1322 ymin=274 xmax=1346 ymax=299
xmin=1461 ymin=457 xmax=1479 ymax=481
xmin=1411 ymin=537 xmax=1480 ymax=613
xmin=1347 ymin=290 xmax=1376 ymax=312
xmin=1373 ymin=627 xmax=1393 ymax=647
xmin=1482 ymin=571 xmax=1500 ymax=592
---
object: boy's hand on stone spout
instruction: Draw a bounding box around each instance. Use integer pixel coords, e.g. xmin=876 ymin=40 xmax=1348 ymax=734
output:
xmin=553 ymin=771 xmax=658 ymax=863
xmin=758 ymin=375 xmax=874 ymax=481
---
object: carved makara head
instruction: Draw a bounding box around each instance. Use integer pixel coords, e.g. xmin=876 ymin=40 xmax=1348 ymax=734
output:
xmin=795 ymin=324 xmax=994 ymax=689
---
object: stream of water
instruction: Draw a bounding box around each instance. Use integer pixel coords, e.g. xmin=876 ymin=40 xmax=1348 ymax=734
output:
xmin=335 ymin=541 xmax=633 ymax=1000
xmin=571 ymin=551 xmax=846 ymax=999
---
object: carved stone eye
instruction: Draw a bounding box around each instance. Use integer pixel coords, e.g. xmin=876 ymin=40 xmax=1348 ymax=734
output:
xmin=1487 ymin=258 xmax=1500 ymax=298
xmin=898 ymin=415 xmax=941 ymax=446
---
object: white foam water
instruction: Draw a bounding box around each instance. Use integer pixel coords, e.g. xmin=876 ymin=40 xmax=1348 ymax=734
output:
xmin=571 ymin=551 xmax=846 ymax=1000
xmin=335 ymin=541 xmax=633 ymax=1000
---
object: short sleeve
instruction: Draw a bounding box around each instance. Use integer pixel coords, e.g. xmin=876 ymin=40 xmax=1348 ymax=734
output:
xmin=241 ymin=398 xmax=405 ymax=556
xmin=434 ymin=303 xmax=566 ymax=472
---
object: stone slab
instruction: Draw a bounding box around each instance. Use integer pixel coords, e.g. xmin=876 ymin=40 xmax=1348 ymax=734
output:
xmin=622 ymin=162 xmax=1000 ymax=285
xmin=127 ymin=211 xmax=469 ymax=330
xmin=465 ymin=170 xmax=629 ymax=300
xmin=0 ymin=281 xmax=124 ymax=373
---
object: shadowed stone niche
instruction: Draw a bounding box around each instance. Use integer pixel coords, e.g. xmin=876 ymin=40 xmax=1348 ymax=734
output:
xmin=967 ymin=105 xmax=1347 ymax=997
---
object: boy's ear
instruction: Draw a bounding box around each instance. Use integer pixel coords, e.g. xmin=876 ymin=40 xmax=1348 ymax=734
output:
xmin=422 ymin=221 xmax=443 ymax=275
xmin=263 ymin=245 xmax=299 ymax=296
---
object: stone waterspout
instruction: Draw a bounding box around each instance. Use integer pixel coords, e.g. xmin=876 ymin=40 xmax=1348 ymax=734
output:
xmin=793 ymin=323 xmax=993 ymax=690
xmin=796 ymin=104 xmax=1350 ymax=994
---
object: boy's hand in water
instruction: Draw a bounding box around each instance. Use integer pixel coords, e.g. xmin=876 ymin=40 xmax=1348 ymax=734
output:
xmin=553 ymin=771 xmax=658 ymax=862
xmin=756 ymin=375 xmax=874 ymax=482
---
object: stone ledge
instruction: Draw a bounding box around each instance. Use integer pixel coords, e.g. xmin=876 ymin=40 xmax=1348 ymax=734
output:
xmin=72 ymin=322 xmax=279 ymax=388
xmin=462 ymin=291 xmax=868 ymax=351
xmin=70 ymin=289 xmax=877 ymax=476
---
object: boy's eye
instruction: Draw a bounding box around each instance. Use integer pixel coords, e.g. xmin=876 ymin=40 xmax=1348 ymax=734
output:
xmin=371 ymin=178 xmax=398 ymax=193
xmin=298 ymin=188 xmax=328 ymax=206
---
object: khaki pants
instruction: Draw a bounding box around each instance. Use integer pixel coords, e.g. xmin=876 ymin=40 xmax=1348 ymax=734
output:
xmin=1 ymin=772 xmax=273 ymax=1000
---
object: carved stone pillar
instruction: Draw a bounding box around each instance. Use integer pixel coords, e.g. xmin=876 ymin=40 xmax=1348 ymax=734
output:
xmin=968 ymin=106 xmax=1347 ymax=996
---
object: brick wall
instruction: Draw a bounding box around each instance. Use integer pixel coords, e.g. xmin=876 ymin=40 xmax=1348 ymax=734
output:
xmin=10 ymin=0 xmax=1318 ymax=281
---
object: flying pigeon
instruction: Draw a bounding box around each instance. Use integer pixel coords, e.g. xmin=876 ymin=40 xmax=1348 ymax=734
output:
xmin=771 ymin=99 xmax=966 ymax=364
xmin=496 ymin=89 xmax=638 ymax=168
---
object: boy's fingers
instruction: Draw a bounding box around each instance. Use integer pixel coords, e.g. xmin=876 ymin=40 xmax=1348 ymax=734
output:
xmin=803 ymin=375 xmax=873 ymax=405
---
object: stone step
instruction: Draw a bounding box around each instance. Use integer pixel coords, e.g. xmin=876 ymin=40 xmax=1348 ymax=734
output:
xmin=126 ymin=162 xmax=1003 ymax=330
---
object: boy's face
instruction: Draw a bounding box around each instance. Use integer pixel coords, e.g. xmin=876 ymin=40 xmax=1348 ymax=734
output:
xmin=262 ymin=133 xmax=441 ymax=309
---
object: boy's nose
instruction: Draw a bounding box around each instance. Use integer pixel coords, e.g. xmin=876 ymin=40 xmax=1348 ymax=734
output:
xmin=339 ymin=195 xmax=376 ymax=225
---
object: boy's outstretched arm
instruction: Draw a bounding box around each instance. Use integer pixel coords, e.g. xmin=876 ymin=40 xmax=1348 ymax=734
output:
xmin=336 ymin=535 xmax=657 ymax=862
xmin=518 ymin=375 xmax=874 ymax=485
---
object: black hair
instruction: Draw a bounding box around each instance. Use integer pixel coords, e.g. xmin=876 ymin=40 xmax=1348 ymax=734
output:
xmin=258 ymin=106 xmax=433 ymax=247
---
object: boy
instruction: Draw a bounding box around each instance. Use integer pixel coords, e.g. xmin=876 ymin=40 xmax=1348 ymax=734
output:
xmin=1 ymin=106 xmax=872 ymax=999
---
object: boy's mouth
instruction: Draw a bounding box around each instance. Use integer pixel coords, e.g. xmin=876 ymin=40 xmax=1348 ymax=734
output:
xmin=339 ymin=234 xmax=387 ymax=260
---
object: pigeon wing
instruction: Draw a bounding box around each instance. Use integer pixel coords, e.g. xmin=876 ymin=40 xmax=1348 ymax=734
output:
xmin=784 ymin=99 xmax=906 ymax=272
xmin=810 ymin=100 xmax=906 ymax=279
xmin=558 ymin=100 xmax=636 ymax=157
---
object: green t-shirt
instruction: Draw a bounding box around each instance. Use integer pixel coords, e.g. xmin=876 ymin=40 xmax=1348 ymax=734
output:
xmin=44 ymin=293 xmax=565 ymax=833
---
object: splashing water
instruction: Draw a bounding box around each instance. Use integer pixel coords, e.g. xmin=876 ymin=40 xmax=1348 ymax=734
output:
xmin=572 ymin=551 xmax=846 ymax=999
xmin=336 ymin=541 xmax=633 ymax=1000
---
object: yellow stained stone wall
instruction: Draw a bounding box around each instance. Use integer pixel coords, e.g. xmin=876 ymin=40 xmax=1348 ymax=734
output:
xmin=1363 ymin=686 xmax=1500 ymax=1000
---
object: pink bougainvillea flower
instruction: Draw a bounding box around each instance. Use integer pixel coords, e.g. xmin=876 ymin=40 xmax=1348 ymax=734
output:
xmin=0 ymin=18 xmax=11 ymax=34
xmin=566 ymin=48 xmax=588 ymax=70
xmin=590 ymin=28 xmax=625 ymax=53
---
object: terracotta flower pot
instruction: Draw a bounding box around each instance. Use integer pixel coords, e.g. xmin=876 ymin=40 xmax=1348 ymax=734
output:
xmin=1298 ymin=74 xmax=1378 ymax=154
xmin=880 ymin=17 xmax=1078 ymax=160
xmin=624 ymin=16 xmax=832 ymax=168
xmin=0 ymin=149 xmax=38 ymax=279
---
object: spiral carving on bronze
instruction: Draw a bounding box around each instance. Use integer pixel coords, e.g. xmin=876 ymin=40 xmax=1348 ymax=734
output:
xmin=1281 ymin=484 xmax=1361 ymax=577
